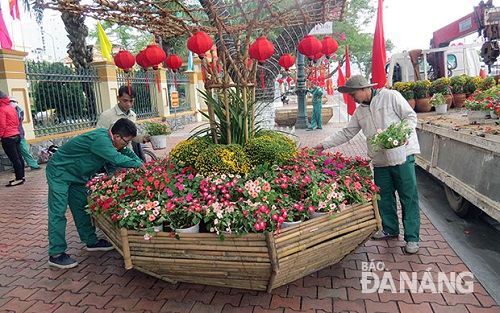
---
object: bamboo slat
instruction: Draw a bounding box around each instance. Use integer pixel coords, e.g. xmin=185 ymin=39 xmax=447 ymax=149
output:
xmin=93 ymin=200 xmax=379 ymax=292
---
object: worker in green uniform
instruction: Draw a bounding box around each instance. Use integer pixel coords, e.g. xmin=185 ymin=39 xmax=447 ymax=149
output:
xmin=307 ymin=84 xmax=325 ymax=130
xmin=47 ymin=118 xmax=144 ymax=269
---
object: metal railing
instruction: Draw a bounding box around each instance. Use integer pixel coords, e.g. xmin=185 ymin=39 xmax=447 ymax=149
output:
xmin=25 ymin=61 xmax=103 ymax=137
xmin=167 ymin=72 xmax=191 ymax=113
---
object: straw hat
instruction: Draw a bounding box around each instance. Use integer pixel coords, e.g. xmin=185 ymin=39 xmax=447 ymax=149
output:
xmin=338 ymin=75 xmax=377 ymax=93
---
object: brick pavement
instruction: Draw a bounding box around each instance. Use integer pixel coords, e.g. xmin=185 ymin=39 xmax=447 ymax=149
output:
xmin=0 ymin=112 xmax=499 ymax=312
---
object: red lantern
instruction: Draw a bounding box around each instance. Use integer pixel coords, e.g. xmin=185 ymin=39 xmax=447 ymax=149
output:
xmin=144 ymin=45 xmax=166 ymax=70
xmin=187 ymin=31 xmax=214 ymax=59
xmin=165 ymin=54 xmax=183 ymax=72
xmin=313 ymin=51 xmax=324 ymax=62
xmin=248 ymin=37 xmax=275 ymax=64
xmin=321 ymin=36 xmax=339 ymax=59
xmin=135 ymin=50 xmax=150 ymax=70
xmin=278 ymin=54 xmax=295 ymax=71
xmin=298 ymin=35 xmax=322 ymax=60
xmin=114 ymin=50 xmax=135 ymax=72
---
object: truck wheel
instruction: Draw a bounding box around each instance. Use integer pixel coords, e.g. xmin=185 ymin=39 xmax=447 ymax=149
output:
xmin=444 ymin=185 xmax=482 ymax=218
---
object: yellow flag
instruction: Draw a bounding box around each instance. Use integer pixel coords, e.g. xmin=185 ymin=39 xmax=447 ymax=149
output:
xmin=97 ymin=22 xmax=112 ymax=61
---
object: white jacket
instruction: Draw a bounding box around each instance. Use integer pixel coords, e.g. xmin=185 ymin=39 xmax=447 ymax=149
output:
xmin=321 ymin=88 xmax=420 ymax=167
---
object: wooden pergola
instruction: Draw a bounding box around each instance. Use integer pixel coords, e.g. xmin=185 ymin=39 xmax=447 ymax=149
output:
xmin=41 ymin=0 xmax=347 ymax=143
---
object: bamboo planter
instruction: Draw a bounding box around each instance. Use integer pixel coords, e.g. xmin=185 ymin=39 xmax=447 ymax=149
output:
xmin=92 ymin=200 xmax=381 ymax=292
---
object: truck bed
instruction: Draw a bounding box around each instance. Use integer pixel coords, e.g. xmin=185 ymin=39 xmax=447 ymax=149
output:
xmin=415 ymin=109 xmax=500 ymax=222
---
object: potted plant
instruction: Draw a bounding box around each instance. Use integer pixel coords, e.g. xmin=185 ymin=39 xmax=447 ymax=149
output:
xmin=481 ymin=76 xmax=496 ymax=90
xmin=429 ymin=92 xmax=447 ymax=115
xmin=143 ymin=120 xmax=172 ymax=150
xmin=369 ymin=120 xmax=412 ymax=166
xmin=450 ymin=75 xmax=467 ymax=107
xmin=463 ymin=87 xmax=497 ymax=124
xmin=412 ymin=80 xmax=432 ymax=112
xmin=464 ymin=76 xmax=483 ymax=96
xmin=393 ymin=82 xmax=415 ymax=109
xmin=430 ymin=78 xmax=452 ymax=108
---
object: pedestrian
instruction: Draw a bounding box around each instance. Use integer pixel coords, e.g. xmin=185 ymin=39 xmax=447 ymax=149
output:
xmin=9 ymin=97 xmax=41 ymax=170
xmin=307 ymin=83 xmax=324 ymax=130
xmin=0 ymin=91 xmax=25 ymax=187
xmin=97 ymin=85 xmax=150 ymax=162
xmin=312 ymin=75 xmax=421 ymax=254
xmin=46 ymin=118 xmax=144 ymax=268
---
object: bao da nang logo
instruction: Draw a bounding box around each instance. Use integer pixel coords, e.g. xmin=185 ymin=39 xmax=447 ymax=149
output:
xmin=360 ymin=261 xmax=474 ymax=294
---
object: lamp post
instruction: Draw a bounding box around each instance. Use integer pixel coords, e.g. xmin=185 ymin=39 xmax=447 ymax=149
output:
xmin=295 ymin=53 xmax=309 ymax=129
xmin=41 ymin=30 xmax=57 ymax=61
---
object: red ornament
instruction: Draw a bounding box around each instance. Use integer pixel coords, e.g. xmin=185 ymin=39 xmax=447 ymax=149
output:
xmin=278 ymin=54 xmax=295 ymax=71
xmin=165 ymin=54 xmax=183 ymax=72
xmin=114 ymin=50 xmax=135 ymax=72
xmin=298 ymin=35 xmax=322 ymax=60
xmin=277 ymin=78 xmax=284 ymax=85
xmin=286 ymin=76 xmax=292 ymax=83
xmin=313 ymin=51 xmax=324 ymax=62
xmin=144 ymin=45 xmax=166 ymax=70
xmin=135 ymin=50 xmax=150 ymax=70
xmin=248 ymin=37 xmax=275 ymax=64
xmin=187 ymin=31 xmax=214 ymax=59
xmin=321 ymin=36 xmax=339 ymax=58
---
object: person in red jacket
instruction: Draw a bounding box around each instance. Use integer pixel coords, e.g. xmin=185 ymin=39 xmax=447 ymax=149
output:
xmin=0 ymin=91 xmax=25 ymax=186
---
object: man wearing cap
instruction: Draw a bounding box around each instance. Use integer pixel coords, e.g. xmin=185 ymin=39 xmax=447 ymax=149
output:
xmin=9 ymin=97 xmax=41 ymax=170
xmin=313 ymin=75 xmax=421 ymax=254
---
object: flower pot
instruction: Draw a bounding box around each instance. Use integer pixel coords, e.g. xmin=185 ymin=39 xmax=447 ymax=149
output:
xmin=443 ymin=94 xmax=453 ymax=109
xmin=415 ymin=98 xmax=432 ymax=112
xmin=140 ymin=224 xmax=164 ymax=233
xmin=406 ymin=99 xmax=416 ymax=110
xmin=150 ymin=135 xmax=167 ymax=150
xmin=435 ymin=105 xmax=447 ymax=115
xmin=467 ymin=111 xmax=488 ymax=125
xmin=382 ymin=145 xmax=407 ymax=166
xmin=281 ymin=220 xmax=302 ymax=228
xmin=175 ymin=222 xmax=200 ymax=234
xmin=452 ymin=93 xmax=467 ymax=108
xmin=490 ymin=110 xmax=499 ymax=120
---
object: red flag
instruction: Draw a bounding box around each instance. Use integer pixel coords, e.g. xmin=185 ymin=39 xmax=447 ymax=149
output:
xmin=0 ymin=11 xmax=13 ymax=49
xmin=345 ymin=44 xmax=351 ymax=79
xmin=9 ymin=0 xmax=20 ymax=20
xmin=371 ymin=0 xmax=387 ymax=89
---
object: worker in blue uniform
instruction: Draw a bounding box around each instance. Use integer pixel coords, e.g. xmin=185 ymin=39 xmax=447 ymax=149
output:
xmin=46 ymin=118 xmax=144 ymax=269
xmin=307 ymin=84 xmax=325 ymax=130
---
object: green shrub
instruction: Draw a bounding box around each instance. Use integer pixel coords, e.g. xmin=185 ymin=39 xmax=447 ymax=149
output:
xmin=245 ymin=132 xmax=296 ymax=166
xmin=481 ymin=76 xmax=496 ymax=90
xmin=450 ymin=75 xmax=467 ymax=94
xmin=169 ymin=138 xmax=212 ymax=168
xmin=464 ymin=76 xmax=482 ymax=94
xmin=195 ymin=144 xmax=251 ymax=176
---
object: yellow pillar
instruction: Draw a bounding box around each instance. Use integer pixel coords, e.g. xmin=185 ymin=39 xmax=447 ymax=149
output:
xmin=0 ymin=49 xmax=34 ymax=139
xmin=90 ymin=60 xmax=119 ymax=111
xmin=190 ymin=57 xmax=207 ymax=121
xmin=153 ymin=69 xmax=170 ymax=118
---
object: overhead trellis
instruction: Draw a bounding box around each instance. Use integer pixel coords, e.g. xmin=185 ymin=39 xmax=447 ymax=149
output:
xmin=40 ymin=0 xmax=347 ymax=144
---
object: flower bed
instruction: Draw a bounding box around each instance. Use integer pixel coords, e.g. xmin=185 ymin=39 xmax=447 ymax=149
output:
xmin=87 ymin=147 xmax=381 ymax=291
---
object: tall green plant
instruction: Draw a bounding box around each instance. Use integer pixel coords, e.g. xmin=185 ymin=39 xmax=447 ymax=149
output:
xmin=192 ymin=88 xmax=266 ymax=145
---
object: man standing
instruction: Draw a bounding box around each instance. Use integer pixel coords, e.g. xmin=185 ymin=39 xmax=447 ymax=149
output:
xmin=9 ymin=97 xmax=41 ymax=170
xmin=97 ymin=85 xmax=149 ymax=161
xmin=307 ymin=84 xmax=325 ymax=130
xmin=313 ymin=75 xmax=421 ymax=254
xmin=47 ymin=118 xmax=143 ymax=268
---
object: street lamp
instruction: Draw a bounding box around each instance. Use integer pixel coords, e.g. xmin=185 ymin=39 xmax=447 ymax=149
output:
xmin=41 ymin=30 xmax=57 ymax=61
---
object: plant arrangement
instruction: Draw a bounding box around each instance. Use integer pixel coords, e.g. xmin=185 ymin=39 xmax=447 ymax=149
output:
xmin=143 ymin=120 xmax=172 ymax=136
xmin=481 ymin=76 xmax=496 ymax=90
xmin=464 ymin=76 xmax=483 ymax=94
xmin=429 ymin=93 xmax=447 ymax=106
xmin=450 ymin=75 xmax=467 ymax=94
xmin=412 ymin=80 xmax=431 ymax=99
xmin=392 ymin=82 xmax=414 ymax=100
xmin=464 ymin=86 xmax=500 ymax=111
xmin=369 ymin=121 xmax=412 ymax=150
xmin=430 ymin=78 xmax=451 ymax=95
xmin=86 ymin=147 xmax=379 ymax=240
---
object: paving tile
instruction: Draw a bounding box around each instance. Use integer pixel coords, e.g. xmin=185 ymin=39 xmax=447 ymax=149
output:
xmin=332 ymin=298 xmax=366 ymax=313
xmin=270 ymin=295 xmax=301 ymax=310
xmin=300 ymin=297 xmax=332 ymax=311
xmin=103 ymin=295 xmax=141 ymax=310
xmin=210 ymin=293 xmax=243 ymax=306
xmin=397 ymin=301 xmax=433 ymax=313
xmin=364 ymin=299 xmax=399 ymax=313
xmin=240 ymin=293 xmax=272 ymax=308
xmin=430 ymin=303 xmax=469 ymax=313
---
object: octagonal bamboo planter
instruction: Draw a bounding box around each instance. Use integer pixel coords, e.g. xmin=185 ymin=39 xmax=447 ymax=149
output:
xmin=92 ymin=199 xmax=381 ymax=292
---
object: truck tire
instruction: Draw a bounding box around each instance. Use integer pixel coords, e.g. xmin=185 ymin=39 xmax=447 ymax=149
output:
xmin=444 ymin=185 xmax=482 ymax=218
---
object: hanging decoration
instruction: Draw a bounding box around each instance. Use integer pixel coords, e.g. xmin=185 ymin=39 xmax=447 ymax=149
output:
xmin=248 ymin=36 xmax=275 ymax=88
xmin=286 ymin=76 xmax=292 ymax=88
xmin=187 ymin=31 xmax=213 ymax=59
xmin=277 ymin=78 xmax=284 ymax=85
xmin=278 ymin=54 xmax=295 ymax=71
xmin=144 ymin=43 xmax=166 ymax=91
xmin=297 ymin=35 xmax=322 ymax=61
xmin=114 ymin=50 xmax=136 ymax=93
xmin=321 ymin=36 xmax=339 ymax=59
xmin=135 ymin=50 xmax=150 ymax=89
xmin=165 ymin=54 xmax=183 ymax=88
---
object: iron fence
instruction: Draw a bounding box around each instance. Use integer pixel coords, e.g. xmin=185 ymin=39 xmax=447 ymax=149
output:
xmin=167 ymin=72 xmax=191 ymax=113
xmin=117 ymin=71 xmax=159 ymax=119
xmin=25 ymin=61 xmax=103 ymax=137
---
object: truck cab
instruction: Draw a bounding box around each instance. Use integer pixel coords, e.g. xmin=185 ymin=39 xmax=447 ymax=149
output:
xmin=386 ymin=44 xmax=482 ymax=87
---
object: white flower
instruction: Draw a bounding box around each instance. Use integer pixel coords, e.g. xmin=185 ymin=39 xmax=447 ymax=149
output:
xmin=393 ymin=140 xmax=399 ymax=146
